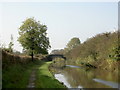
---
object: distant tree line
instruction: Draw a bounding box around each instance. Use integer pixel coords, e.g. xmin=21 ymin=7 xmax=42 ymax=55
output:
xmin=51 ymin=31 xmax=119 ymax=70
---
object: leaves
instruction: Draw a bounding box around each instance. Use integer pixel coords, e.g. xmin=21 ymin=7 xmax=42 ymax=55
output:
xmin=18 ymin=17 xmax=51 ymax=55
xmin=8 ymin=34 xmax=14 ymax=52
xmin=65 ymin=37 xmax=81 ymax=53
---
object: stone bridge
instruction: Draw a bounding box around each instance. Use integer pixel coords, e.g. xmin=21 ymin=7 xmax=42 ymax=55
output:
xmin=46 ymin=54 xmax=66 ymax=61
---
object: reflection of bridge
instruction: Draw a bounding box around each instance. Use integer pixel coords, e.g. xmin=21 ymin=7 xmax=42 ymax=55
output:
xmin=46 ymin=54 xmax=66 ymax=61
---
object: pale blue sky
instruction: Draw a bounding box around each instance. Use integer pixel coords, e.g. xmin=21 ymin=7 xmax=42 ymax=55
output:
xmin=0 ymin=2 xmax=118 ymax=53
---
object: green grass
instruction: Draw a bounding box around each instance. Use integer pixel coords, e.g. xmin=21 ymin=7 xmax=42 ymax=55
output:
xmin=2 ymin=62 xmax=35 ymax=88
xmin=35 ymin=61 xmax=66 ymax=88
xmin=3 ymin=60 xmax=66 ymax=88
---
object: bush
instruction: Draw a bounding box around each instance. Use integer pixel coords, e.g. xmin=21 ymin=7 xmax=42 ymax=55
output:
xmin=64 ymin=31 xmax=118 ymax=70
xmin=51 ymin=58 xmax=66 ymax=68
xmin=2 ymin=50 xmax=33 ymax=69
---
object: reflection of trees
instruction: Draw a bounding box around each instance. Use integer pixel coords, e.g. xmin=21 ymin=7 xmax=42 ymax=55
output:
xmin=63 ymin=67 xmax=111 ymax=88
xmin=93 ymin=69 xmax=118 ymax=82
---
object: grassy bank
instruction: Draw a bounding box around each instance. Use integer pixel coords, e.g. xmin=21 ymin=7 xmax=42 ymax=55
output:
xmin=64 ymin=32 xmax=120 ymax=72
xmin=2 ymin=61 xmax=35 ymax=88
xmin=3 ymin=50 xmax=66 ymax=88
xmin=3 ymin=60 xmax=66 ymax=88
xmin=35 ymin=61 xmax=66 ymax=88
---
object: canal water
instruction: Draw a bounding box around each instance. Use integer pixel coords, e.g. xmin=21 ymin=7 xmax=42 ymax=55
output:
xmin=53 ymin=65 xmax=119 ymax=88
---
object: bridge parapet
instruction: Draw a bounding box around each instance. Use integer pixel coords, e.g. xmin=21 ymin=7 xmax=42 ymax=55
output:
xmin=46 ymin=54 xmax=66 ymax=61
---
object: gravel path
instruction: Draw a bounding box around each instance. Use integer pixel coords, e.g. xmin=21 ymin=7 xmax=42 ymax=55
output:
xmin=27 ymin=69 xmax=37 ymax=88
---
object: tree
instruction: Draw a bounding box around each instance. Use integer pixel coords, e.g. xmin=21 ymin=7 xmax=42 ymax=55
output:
xmin=18 ymin=18 xmax=51 ymax=61
xmin=8 ymin=34 xmax=14 ymax=52
xmin=65 ymin=37 xmax=80 ymax=53
xmin=109 ymin=45 xmax=120 ymax=61
xmin=51 ymin=49 xmax=64 ymax=54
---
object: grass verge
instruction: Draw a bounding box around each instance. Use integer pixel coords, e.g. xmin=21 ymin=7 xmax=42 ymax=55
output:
xmin=3 ymin=60 xmax=66 ymax=88
xmin=35 ymin=61 xmax=66 ymax=88
xmin=2 ymin=61 xmax=36 ymax=88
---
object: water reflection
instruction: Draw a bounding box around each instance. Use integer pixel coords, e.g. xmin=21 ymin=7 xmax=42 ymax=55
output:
xmin=66 ymin=65 xmax=82 ymax=68
xmin=53 ymin=65 xmax=119 ymax=88
xmin=55 ymin=74 xmax=72 ymax=88
xmin=93 ymin=78 xmax=119 ymax=88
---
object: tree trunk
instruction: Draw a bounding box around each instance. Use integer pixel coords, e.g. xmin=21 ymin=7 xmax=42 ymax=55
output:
xmin=31 ymin=36 xmax=34 ymax=62
xmin=31 ymin=49 xmax=34 ymax=62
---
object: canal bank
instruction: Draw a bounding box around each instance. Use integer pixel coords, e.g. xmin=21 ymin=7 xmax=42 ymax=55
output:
xmin=35 ymin=61 xmax=67 ymax=88
xmin=49 ymin=62 xmax=120 ymax=88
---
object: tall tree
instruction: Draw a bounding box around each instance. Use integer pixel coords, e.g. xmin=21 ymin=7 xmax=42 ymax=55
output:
xmin=65 ymin=37 xmax=80 ymax=53
xmin=8 ymin=34 xmax=14 ymax=52
xmin=18 ymin=18 xmax=51 ymax=61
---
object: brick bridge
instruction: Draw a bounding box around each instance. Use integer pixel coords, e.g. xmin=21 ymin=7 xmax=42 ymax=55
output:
xmin=46 ymin=54 xmax=66 ymax=61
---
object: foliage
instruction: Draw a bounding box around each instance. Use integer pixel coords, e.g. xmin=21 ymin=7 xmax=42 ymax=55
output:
xmin=64 ymin=31 xmax=119 ymax=70
xmin=109 ymin=45 xmax=120 ymax=61
xmin=51 ymin=58 xmax=66 ymax=68
xmin=51 ymin=49 xmax=64 ymax=54
xmin=18 ymin=18 xmax=51 ymax=58
xmin=8 ymin=35 xmax=14 ymax=52
xmin=2 ymin=35 xmax=14 ymax=53
xmin=2 ymin=50 xmax=32 ymax=69
xmin=64 ymin=37 xmax=80 ymax=53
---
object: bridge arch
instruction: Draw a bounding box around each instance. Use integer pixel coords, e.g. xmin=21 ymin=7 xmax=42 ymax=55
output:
xmin=46 ymin=54 xmax=66 ymax=61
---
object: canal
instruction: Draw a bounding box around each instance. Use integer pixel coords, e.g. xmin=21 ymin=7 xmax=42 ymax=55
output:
xmin=51 ymin=65 xmax=119 ymax=88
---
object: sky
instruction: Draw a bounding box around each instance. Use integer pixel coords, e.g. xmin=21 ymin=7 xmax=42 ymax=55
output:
xmin=0 ymin=2 xmax=118 ymax=53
